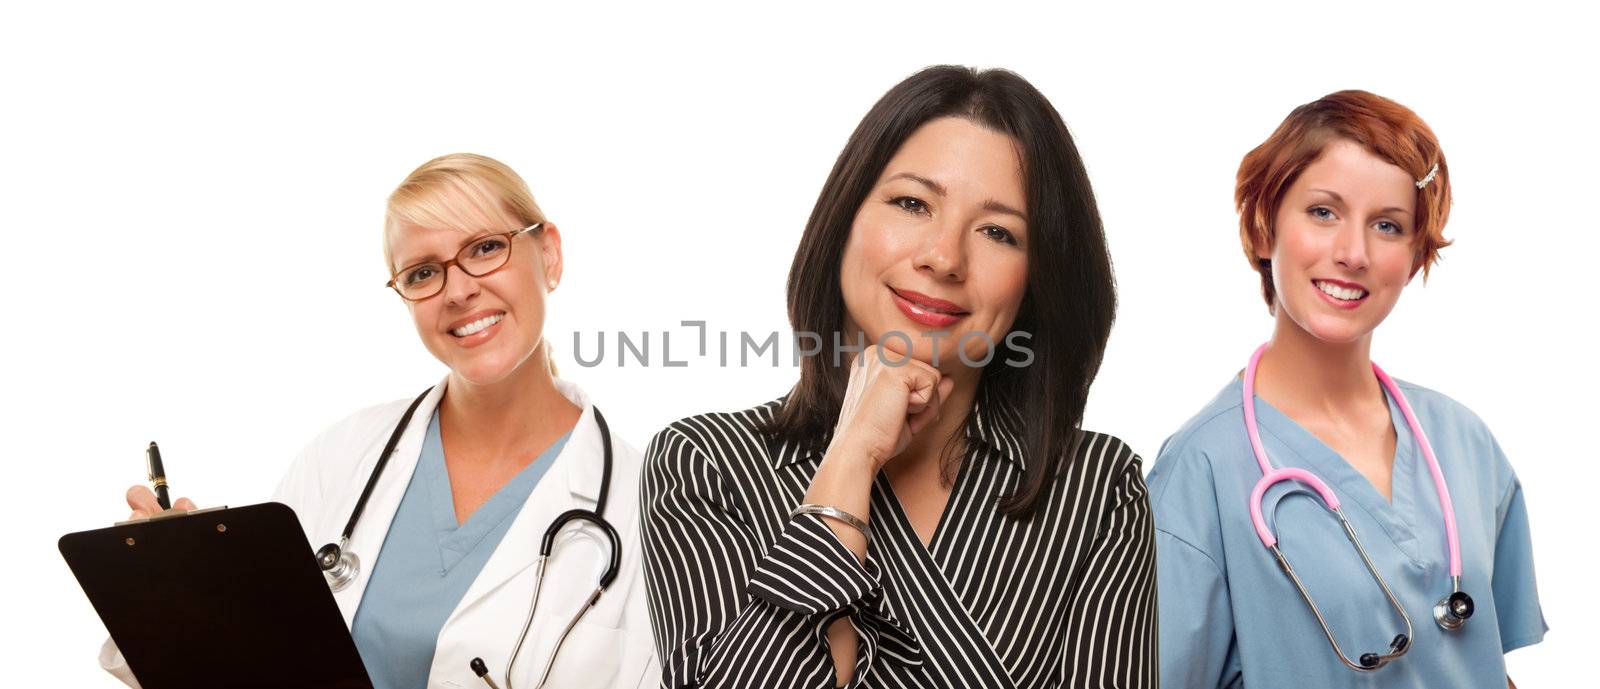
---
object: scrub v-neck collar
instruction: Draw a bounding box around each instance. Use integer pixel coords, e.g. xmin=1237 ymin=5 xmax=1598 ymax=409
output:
xmin=417 ymin=409 xmax=567 ymax=573
xmin=1238 ymin=375 xmax=1426 ymax=565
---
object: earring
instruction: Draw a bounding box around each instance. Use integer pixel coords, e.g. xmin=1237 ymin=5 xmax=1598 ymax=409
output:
xmin=547 ymin=280 xmax=557 ymax=290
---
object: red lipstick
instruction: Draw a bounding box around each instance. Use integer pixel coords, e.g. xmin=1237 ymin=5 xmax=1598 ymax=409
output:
xmin=889 ymin=287 xmax=969 ymax=328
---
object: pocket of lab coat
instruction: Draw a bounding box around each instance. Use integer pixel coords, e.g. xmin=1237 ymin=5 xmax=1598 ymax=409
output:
xmin=524 ymin=621 xmax=630 ymax=689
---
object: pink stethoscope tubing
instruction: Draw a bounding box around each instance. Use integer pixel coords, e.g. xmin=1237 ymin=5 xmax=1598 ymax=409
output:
xmin=1242 ymin=342 xmax=1474 ymax=671
xmin=1243 ymin=343 xmax=1462 ymax=576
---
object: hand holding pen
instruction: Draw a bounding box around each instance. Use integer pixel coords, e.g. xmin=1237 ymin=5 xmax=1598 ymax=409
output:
xmin=124 ymin=441 xmax=197 ymax=519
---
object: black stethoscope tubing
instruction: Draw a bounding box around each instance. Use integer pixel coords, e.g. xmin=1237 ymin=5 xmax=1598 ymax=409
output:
xmin=315 ymin=386 xmax=620 ymax=688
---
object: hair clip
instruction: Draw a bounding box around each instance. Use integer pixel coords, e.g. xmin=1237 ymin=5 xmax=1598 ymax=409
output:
xmin=1415 ymin=162 xmax=1439 ymax=189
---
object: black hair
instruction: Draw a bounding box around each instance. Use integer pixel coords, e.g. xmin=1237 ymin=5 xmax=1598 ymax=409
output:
xmin=762 ymin=65 xmax=1117 ymax=517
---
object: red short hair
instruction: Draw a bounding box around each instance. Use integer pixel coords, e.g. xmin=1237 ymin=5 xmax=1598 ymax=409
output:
xmin=1236 ymin=90 xmax=1453 ymax=309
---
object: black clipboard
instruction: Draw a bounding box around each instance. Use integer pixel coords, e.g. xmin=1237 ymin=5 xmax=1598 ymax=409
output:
xmin=59 ymin=502 xmax=372 ymax=689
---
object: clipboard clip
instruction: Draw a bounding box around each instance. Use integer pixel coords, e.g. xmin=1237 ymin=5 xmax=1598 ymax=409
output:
xmin=115 ymin=505 xmax=229 ymax=526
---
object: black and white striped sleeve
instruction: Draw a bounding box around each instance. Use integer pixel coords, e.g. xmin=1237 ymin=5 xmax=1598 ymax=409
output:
xmin=639 ymin=426 xmax=912 ymax=689
xmin=1060 ymin=451 xmax=1160 ymax=689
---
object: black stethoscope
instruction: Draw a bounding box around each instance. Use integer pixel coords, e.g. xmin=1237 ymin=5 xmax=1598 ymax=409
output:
xmin=313 ymin=387 xmax=621 ymax=689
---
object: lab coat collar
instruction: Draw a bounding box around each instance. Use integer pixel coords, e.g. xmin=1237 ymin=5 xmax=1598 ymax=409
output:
xmin=333 ymin=375 xmax=613 ymax=626
xmin=333 ymin=380 xmax=446 ymax=626
xmin=552 ymin=377 xmax=607 ymax=505
xmin=445 ymin=375 xmax=614 ymax=622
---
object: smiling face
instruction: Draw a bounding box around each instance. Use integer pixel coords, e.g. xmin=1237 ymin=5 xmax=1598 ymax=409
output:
xmin=1262 ymin=139 xmax=1420 ymax=344
xmin=386 ymin=189 xmax=562 ymax=386
xmin=838 ymin=116 xmax=1030 ymax=369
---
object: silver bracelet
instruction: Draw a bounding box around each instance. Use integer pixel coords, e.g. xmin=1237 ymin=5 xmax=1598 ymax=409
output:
xmin=790 ymin=503 xmax=870 ymax=536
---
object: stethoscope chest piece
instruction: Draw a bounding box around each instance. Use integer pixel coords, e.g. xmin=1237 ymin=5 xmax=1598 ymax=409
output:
xmin=1434 ymin=589 xmax=1475 ymax=630
xmin=314 ymin=388 xmax=437 ymax=595
xmin=318 ymin=540 xmax=359 ymax=593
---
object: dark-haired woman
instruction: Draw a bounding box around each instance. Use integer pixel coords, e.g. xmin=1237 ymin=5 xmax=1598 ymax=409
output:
xmin=640 ymin=66 xmax=1156 ymax=689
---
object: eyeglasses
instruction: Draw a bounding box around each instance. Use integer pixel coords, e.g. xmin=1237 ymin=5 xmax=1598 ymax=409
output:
xmin=386 ymin=222 xmax=543 ymax=301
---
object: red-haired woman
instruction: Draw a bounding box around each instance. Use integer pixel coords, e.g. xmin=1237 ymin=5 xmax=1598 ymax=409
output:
xmin=1147 ymin=91 xmax=1545 ymax=688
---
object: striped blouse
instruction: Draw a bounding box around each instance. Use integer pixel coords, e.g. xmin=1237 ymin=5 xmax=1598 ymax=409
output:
xmin=639 ymin=391 xmax=1158 ymax=689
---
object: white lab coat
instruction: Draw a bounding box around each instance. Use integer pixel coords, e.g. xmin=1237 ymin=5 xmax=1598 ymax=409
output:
xmin=100 ymin=377 xmax=660 ymax=689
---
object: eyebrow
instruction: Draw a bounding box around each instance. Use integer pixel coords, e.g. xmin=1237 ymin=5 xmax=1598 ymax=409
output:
xmin=394 ymin=231 xmax=495 ymax=269
xmin=1306 ymin=188 xmax=1413 ymax=216
xmin=888 ymin=172 xmax=947 ymax=196
xmin=982 ymin=199 xmax=1027 ymax=222
xmin=885 ymin=171 xmax=1028 ymax=222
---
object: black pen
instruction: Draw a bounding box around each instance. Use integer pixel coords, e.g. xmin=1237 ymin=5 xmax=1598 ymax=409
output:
xmin=146 ymin=441 xmax=171 ymax=511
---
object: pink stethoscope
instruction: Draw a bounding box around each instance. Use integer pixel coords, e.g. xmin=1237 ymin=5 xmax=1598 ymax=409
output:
xmin=1243 ymin=343 xmax=1474 ymax=671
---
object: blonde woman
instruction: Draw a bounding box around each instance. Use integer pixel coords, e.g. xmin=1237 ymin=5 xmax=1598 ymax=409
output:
xmin=107 ymin=154 xmax=657 ymax=689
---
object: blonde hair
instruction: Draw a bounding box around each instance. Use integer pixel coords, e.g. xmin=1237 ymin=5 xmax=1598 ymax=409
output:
xmin=385 ymin=153 xmax=559 ymax=376
xmin=384 ymin=153 xmax=547 ymax=271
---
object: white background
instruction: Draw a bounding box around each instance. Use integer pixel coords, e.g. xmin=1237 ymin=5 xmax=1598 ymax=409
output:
xmin=3 ymin=1 xmax=1592 ymax=685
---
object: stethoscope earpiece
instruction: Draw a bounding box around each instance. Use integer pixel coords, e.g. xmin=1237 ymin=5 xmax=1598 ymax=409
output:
xmin=469 ymin=657 xmax=502 ymax=689
xmin=1358 ymin=634 xmax=1409 ymax=671
xmin=1434 ymin=590 xmax=1475 ymax=630
xmin=1391 ymin=634 xmax=1410 ymax=654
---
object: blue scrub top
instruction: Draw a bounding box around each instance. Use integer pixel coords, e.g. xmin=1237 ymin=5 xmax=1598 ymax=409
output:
xmin=350 ymin=410 xmax=571 ymax=689
xmin=1147 ymin=375 xmax=1545 ymax=689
